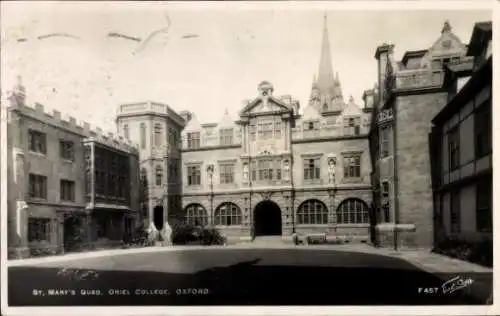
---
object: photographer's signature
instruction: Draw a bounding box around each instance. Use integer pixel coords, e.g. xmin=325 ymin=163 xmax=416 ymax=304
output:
xmin=418 ymin=276 xmax=474 ymax=295
xmin=441 ymin=276 xmax=474 ymax=294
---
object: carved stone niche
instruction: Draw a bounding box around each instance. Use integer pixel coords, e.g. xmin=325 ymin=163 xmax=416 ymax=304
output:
xmin=327 ymin=154 xmax=337 ymax=184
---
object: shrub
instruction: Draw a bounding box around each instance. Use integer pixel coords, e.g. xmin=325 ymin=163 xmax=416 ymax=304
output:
xmin=172 ymin=223 xmax=226 ymax=246
xmin=127 ymin=223 xmax=154 ymax=247
xmin=433 ymin=236 xmax=492 ymax=267
xmin=199 ymin=226 xmax=226 ymax=246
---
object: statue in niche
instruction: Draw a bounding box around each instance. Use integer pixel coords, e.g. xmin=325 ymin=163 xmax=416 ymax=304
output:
xmin=243 ymin=163 xmax=249 ymax=180
xmin=328 ymin=157 xmax=337 ymax=184
xmin=283 ymin=160 xmax=290 ymax=181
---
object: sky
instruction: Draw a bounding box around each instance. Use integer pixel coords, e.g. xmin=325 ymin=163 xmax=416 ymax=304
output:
xmin=1 ymin=2 xmax=492 ymax=134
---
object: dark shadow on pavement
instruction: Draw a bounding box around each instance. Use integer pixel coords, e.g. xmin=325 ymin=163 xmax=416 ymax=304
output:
xmin=8 ymin=258 xmax=491 ymax=306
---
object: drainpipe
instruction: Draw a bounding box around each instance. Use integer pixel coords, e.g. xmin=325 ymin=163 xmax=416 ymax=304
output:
xmin=393 ymin=102 xmax=399 ymax=251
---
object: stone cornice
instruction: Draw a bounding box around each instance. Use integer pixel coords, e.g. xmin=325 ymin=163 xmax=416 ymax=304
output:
xmin=181 ymin=144 xmax=242 ymax=153
xmin=292 ymin=134 xmax=368 ymax=144
xmin=182 ymin=184 xmax=372 ymax=197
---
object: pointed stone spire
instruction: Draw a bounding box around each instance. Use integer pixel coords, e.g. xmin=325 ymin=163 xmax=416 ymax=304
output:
xmin=316 ymin=12 xmax=336 ymax=97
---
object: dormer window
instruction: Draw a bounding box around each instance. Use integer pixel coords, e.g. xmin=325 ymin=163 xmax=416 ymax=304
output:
xmin=187 ymin=132 xmax=200 ymax=149
xmin=219 ymin=128 xmax=234 ymax=146
xmin=344 ymin=117 xmax=361 ymax=136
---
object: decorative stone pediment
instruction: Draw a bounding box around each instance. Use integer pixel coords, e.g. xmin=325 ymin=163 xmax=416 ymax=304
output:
xmin=240 ymin=97 xmax=290 ymax=116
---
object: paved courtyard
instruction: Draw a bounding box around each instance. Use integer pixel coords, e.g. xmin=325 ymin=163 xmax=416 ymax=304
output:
xmin=8 ymin=247 xmax=492 ymax=306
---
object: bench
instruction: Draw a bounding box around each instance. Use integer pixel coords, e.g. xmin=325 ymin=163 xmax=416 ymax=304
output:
xmin=306 ymin=233 xmax=327 ymax=244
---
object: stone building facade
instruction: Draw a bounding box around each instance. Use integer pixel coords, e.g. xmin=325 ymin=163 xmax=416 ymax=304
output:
xmin=179 ymin=16 xmax=373 ymax=243
xmin=368 ymin=21 xmax=471 ymax=249
xmin=115 ymin=101 xmax=186 ymax=234
xmin=5 ymin=79 xmax=140 ymax=258
xmin=429 ymin=22 xmax=492 ymax=245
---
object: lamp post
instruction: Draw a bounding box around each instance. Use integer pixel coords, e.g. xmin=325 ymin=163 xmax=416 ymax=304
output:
xmin=206 ymin=164 xmax=215 ymax=225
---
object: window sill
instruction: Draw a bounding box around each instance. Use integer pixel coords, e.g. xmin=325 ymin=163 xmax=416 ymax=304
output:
xmin=303 ymin=179 xmax=323 ymax=185
xmin=28 ymin=197 xmax=47 ymax=202
xmin=60 ymin=200 xmax=77 ymax=204
xmin=29 ymin=151 xmax=46 ymax=157
xmin=186 ymin=185 xmax=203 ymax=190
xmin=334 ymin=223 xmax=370 ymax=228
xmin=342 ymin=178 xmax=363 ymax=183
xmin=61 ymin=159 xmax=74 ymax=164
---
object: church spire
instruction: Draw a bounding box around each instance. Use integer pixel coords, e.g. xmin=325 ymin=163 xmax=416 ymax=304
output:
xmin=316 ymin=12 xmax=336 ymax=97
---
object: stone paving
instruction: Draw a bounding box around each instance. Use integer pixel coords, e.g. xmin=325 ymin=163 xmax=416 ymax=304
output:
xmin=7 ymin=242 xmax=492 ymax=273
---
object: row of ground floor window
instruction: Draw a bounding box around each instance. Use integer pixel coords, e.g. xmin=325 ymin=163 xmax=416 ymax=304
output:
xmin=180 ymin=198 xmax=370 ymax=227
xmin=18 ymin=209 xmax=136 ymax=257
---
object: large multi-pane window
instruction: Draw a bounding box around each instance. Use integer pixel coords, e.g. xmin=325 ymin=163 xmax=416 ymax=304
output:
xmin=60 ymin=179 xmax=75 ymax=202
xmin=214 ymin=202 xmax=242 ymax=226
xmin=258 ymin=121 xmax=273 ymax=140
xmin=29 ymin=174 xmax=47 ymax=199
xmin=28 ymin=129 xmax=46 ymax=154
xmin=450 ymin=189 xmax=461 ymax=233
xmin=343 ymin=155 xmax=361 ymax=178
xmin=185 ymin=204 xmax=208 ymax=226
xmin=219 ymin=128 xmax=234 ymax=146
xmin=187 ymin=132 xmax=200 ymax=149
xmin=448 ymin=127 xmax=460 ymax=170
xmin=140 ymin=123 xmax=146 ymax=149
xmin=343 ymin=117 xmax=361 ymax=136
xmin=380 ymin=127 xmax=390 ymax=158
xmin=252 ymin=158 xmax=281 ymax=181
xmin=219 ymin=163 xmax=235 ymax=184
xmin=187 ymin=165 xmax=201 ymax=186
xmin=297 ymin=199 xmax=328 ymax=224
xmin=154 ymin=123 xmax=162 ymax=147
xmin=336 ymin=199 xmax=369 ymax=224
xmin=303 ymin=158 xmax=320 ymax=180
xmin=476 ymin=179 xmax=492 ymax=232
xmin=475 ymin=101 xmax=491 ymax=159
xmin=274 ymin=119 xmax=282 ymax=138
xmin=28 ymin=218 xmax=51 ymax=242
xmin=59 ymin=140 xmax=75 ymax=161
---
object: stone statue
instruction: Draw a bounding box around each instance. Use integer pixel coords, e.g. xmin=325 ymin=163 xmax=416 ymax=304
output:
xmin=283 ymin=160 xmax=290 ymax=181
xmin=162 ymin=221 xmax=173 ymax=246
xmin=243 ymin=163 xmax=249 ymax=180
xmin=328 ymin=157 xmax=336 ymax=184
xmin=147 ymin=221 xmax=158 ymax=246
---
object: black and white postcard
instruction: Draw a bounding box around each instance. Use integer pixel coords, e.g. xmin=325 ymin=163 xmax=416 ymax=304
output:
xmin=1 ymin=1 xmax=497 ymax=316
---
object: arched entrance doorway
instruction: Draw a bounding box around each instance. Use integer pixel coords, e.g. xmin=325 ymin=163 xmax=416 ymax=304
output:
xmin=254 ymin=200 xmax=282 ymax=236
xmin=153 ymin=206 xmax=164 ymax=230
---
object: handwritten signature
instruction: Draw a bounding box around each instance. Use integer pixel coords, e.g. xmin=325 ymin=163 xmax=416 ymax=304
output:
xmin=442 ymin=276 xmax=474 ymax=294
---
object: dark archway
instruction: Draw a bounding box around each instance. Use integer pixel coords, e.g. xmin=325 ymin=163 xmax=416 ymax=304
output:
xmin=153 ymin=206 xmax=164 ymax=230
xmin=254 ymin=200 xmax=282 ymax=236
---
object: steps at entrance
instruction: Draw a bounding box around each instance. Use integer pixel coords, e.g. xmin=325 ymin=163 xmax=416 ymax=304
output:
xmin=252 ymin=236 xmax=285 ymax=245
